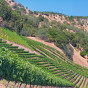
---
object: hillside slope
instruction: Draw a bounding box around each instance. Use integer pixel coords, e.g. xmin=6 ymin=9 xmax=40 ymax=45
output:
xmin=28 ymin=37 xmax=88 ymax=68
xmin=4 ymin=0 xmax=88 ymax=31
xmin=0 ymin=28 xmax=88 ymax=87
xmin=72 ymin=45 xmax=88 ymax=68
xmin=0 ymin=0 xmax=88 ymax=60
xmin=5 ymin=0 xmax=88 ymax=31
xmin=1 ymin=0 xmax=88 ymax=87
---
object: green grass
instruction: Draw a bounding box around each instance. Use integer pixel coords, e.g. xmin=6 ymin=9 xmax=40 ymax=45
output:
xmin=0 ymin=27 xmax=34 ymax=50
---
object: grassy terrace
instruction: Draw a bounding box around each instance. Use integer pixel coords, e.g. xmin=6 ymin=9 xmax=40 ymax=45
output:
xmin=0 ymin=28 xmax=88 ymax=87
xmin=0 ymin=27 xmax=34 ymax=50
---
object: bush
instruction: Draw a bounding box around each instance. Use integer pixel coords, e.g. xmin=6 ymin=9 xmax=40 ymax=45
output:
xmin=0 ymin=0 xmax=12 ymax=21
xmin=55 ymin=35 xmax=69 ymax=49
xmin=63 ymin=44 xmax=74 ymax=60
xmin=35 ymin=28 xmax=49 ymax=40
xmin=80 ymin=50 xmax=86 ymax=57
xmin=38 ymin=15 xmax=44 ymax=22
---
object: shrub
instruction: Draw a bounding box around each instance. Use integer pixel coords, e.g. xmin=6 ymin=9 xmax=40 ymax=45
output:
xmin=80 ymin=50 xmax=86 ymax=57
xmin=63 ymin=44 xmax=74 ymax=60
xmin=35 ymin=28 xmax=49 ymax=40
xmin=38 ymin=15 xmax=45 ymax=22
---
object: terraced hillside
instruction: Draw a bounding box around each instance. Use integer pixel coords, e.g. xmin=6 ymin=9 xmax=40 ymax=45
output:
xmin=0 ymin=28 xmax=88 ymax=88
xmin=0 ymin=39 xmax=73 ymax=87
xmin=1 ymin=0 xmax=88 ymax=61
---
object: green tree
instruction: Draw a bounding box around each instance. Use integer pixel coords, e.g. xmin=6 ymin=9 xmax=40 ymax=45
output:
xmin=38 ymin=15 xmax=44 ymax=22
xmin=0 ymin=0 xmax=12 ymax=20
xmin=80 ymin=50 xmax=86 ymax=57
xmin=63 ymin=44 xmax=74 ymax=60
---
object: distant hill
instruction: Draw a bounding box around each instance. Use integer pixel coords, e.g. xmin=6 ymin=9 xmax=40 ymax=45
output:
xmin=5 ymin=0 xmax=88 ymax=31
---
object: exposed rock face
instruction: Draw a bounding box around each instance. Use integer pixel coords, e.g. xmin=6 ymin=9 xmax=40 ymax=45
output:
xmin=5 ymin=0 xmax=15 ymax=6
xmin=0 ymin=17 xmax=3 ymax=21
xmin=83 ymin=19 xmax=88 ymax=31
xmin=5 ymin=0 xmax=29 ymax=15
xmin=35 ymin=13 xmax=88 ymax=31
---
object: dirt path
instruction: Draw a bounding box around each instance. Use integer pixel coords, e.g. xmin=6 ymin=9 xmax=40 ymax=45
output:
xmin=84 ymin=78 xmax=88 ymax=88
xmin=2 ymin=39 xmax=41 ymax=55
xmin=76 ymin=76 xmax=83 ymax=87
xmin=80 ymin=78 xmax=85 ymax=88
xmin=71 ymin=45 xmax=88 ymax=69
xmin=0 ymin=83 xmax=5 ymax=88
xmin=69 ymin=74 xmax=78 ymax=81
xmin=0 ymin=81 xmax=72 ymax=88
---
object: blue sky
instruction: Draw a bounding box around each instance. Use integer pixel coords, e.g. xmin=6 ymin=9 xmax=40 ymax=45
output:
xmin=15 ymin=0 xmax=88 ymax=16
